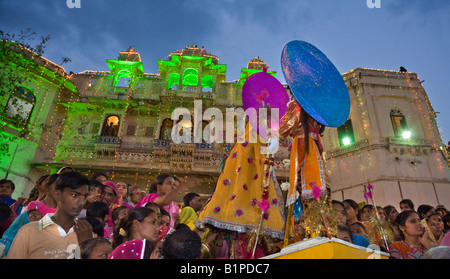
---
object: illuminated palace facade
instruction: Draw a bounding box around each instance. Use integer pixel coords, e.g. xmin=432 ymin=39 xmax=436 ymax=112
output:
xmin=1 ymin=43 xmax=449 ymax=207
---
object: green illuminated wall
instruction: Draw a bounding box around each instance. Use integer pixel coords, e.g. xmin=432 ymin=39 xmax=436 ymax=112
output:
xmin=0 ymin=41 xmax=77 ymax=198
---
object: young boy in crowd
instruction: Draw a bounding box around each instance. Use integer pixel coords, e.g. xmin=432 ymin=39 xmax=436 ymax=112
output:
xmin=7 ymin=172 xmax=93 ymax=259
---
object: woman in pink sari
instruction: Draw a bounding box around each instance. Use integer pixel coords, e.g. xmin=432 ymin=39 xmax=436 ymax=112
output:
xmin=101 ymin=181 xmax=120 ymax=238
xmin=136 ymin=175 xmax=196 ymax=228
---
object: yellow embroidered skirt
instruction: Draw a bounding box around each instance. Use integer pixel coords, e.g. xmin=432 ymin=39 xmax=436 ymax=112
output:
xmin=196 ymin=134 xmax=285 ymax=239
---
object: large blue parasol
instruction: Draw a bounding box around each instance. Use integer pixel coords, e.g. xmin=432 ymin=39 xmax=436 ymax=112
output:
xmin=281 ymin=40 xmax=350 ymax=127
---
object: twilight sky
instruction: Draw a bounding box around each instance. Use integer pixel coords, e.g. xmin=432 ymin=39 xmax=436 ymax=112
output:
xmin=1 ymin=0 xmax=449 ymax=144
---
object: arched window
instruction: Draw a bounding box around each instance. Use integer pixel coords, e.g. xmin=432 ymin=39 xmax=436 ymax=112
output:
xmin=167 ymin=73 xmax=180 ymax=90
xmin=201 ymin=75 xmax=214 ymax=92
xmin=159 ymin=118 xmax=173 ymax=140
xmin=114 ymin=70 xmax=131 ymax=88
xmin=176 ymin=115 xmax=193 ymax=140
xmin=337 ymin=119 xmax=354 ymax=146
xmin=101 ymin=115 xmax=120 ymax=137
xmin=182 ymin=68 xmax=198 ymax=87
xmin=6 ymin=87 xmax=36 ymax=123
xmin=390 ymin=109 xmax=408 ymax=138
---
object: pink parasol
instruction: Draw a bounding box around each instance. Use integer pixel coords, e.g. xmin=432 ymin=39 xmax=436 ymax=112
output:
xmin=242 ymin=69 xmax=289 ymax=139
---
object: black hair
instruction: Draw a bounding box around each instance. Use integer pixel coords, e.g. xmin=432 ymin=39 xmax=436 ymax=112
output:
xmin=45 ymin=174 xmax=60 ymax=188
xmin=362 ymin=204 xmax=374 ymax=211
xmin=332 ymin=200 xmax=345 ymax=208
xmin=27 ymin=175 xmax=50 ymax=201
xmin=144 ymin=202 xmax=160 ymax=209
xmin=86 ymin=201 xmax=109 ymax=220
xmin=383 ymin=205 xmax=397 ymax=219
xmin=417 ymin=204 xmax=434 ymax=219
xmin=343 ymin=199 xmax=361 ymax=220
xmin=161 ymin=228 xmax=201 ymax=259
xmin=442 ymin=213 xmax=450 ymax=232
xmin=337 ymin=224 xmax=353 ymax=243
xmin=0 ymin=179 xmax=15 ymax=191
xmin=350 ymin=222 xmax=367 ymax=234
xmin=54 ymin=172 xmax=90 ymax=192
xmin=395 ymin=210 xmax=419 ymax=240
xmin=160 ymin=208 xmax=170 ymax=220
xmin=111 ymin=205 xmax=130 ymax=223
xmin=149 ymin=174 xmax=173 ymax=193
xmin=113 ymin=207 xmax=156 ymax=249
xmin=436 ymin=205 xmax=449 ymax=214
xmin=399 ymin=199 xmax=415 ymax=210
xmin=83 ymin=216 xmax=105 ymax=237
xmin=89 ymin=179 xmax=104 ymax=190
xmin=183 ymin=192 xmax=200 ymax=207
xmin=175 ymin=223 xmax=190 ymax=231
xmin=90 ymin=172 xmax=108 ymax=181
xmin=80 ymin=237 xmax=111 ymax=259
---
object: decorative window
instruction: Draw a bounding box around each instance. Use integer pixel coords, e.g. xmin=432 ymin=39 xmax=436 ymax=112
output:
xmin=126 ymin=124 xmax=136 ymax=136
xmin=175 ymin=115 xmax=193 ymax=139
xmin=167 ymin=73 xmax=180 ymax=90
xmin=390 ymin=109 xmax=407 ymax=137
xmin=144 ymin=126 xmax=154 ymax=137
xmin=116 ymin=77 xmax=131 ymax=88
xmin=337 ymin=119 xmax=355 ymax=146
xmin=201 ymin=75 xmax=214 ymax=92
xmin=114 ymin=70 xmax=131 ymax=87
xmin=159 ymin=118 xmax=173 ymax=140
xmin=101 ymin=115 xmax=120 ymax=137
xmin=6 ymin=87 xmax=36 ymax=123
xmin=182 ymin=68 xmax=198 ymax=87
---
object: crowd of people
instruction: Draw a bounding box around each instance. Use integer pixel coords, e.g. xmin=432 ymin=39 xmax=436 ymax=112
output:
xmin=0 ymin=166 xmax=449 ymax=259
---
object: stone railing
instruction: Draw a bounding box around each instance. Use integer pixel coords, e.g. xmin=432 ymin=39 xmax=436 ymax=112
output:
xmin=55 ymin=139 xmax=290 ymax=175
xmin=96 ymin=136 xmax=120 ymax=144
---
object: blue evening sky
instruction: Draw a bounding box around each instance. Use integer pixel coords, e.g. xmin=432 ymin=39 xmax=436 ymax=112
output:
xmin=1 ymin=0 xmax=449 ymax=143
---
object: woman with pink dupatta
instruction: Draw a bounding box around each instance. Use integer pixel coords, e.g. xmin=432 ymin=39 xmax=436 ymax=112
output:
xmin=136 ymin=175 xmax=197 ymax=228
xmin=101 ymin=181 xmax=121 ymax=238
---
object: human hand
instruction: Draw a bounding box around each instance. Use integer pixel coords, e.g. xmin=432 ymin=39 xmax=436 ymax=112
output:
xmin=86 ymin=194 xmax=100 ymax=204
xmin=205 ymin=230 xmax=218 ymax=245
xmin=180 ymin=176 xmax=198 ymax=190
xmin=150 ymin=241 xmax=163 ymax=259
xmin=419 ymin=226 xmax=434 ymax=250
xmin=74 ymin=218 xmax=93 ymax=244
